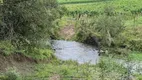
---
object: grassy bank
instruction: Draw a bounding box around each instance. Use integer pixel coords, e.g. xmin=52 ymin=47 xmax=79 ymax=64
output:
xmin=0 ymin=45 xmax=142 ymax=80
xmin=129 ymin=51 xmax=142 ymax=61
xmin=0 ymin=0 xmax=142 ymax=80
xmin=24 ymin=56 xmax=142 ymax=80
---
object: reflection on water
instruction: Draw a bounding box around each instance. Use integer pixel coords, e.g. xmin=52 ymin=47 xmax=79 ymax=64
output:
xmin=51 ymin=40 xmax=99 ymax=64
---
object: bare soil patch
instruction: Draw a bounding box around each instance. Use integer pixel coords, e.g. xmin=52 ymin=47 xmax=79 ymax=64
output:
xmin=0 ymin=52 xmax=36 ymax=76
xmin=59 ymin=25 xmax=75 ymax=40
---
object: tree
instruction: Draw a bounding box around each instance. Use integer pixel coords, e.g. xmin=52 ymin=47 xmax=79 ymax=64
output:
xmin=0 ymin=0 xmax=60 ymax=49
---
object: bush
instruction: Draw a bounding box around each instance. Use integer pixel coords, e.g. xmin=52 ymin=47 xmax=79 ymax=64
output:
xmin=121 ymin=27 xmax=142 ymax=51
xmin=0 ymin=0 xmax=64 ymax=59
xmin=25 ymin=48 xmax=54 ymax=60
xmin=74 ymin=6 xmax=125 ymax=48
xmin=74 ymin=14 xmax=99 ymax=42
xmin=0 ymin=0 xmax=60 ymax=49
xmin=0 ymin=40 xmax=15 ymax=56
xmin=135 ymin=74 xmax=142 ymax=80
xmin=4 ymin=67 xmax=21 ymax=80
xmin=96 ymin=14 xmax=125 ymax=47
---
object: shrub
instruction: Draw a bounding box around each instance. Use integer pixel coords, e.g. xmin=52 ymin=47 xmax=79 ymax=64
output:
xmin=0 ymin=40 xmax=15 ymax=56
xmin=74 ymin=14 xmax=99 ymax=42
xmin=121 ymin=27 xmax=142 ymax=51
xmin=0 ymin=0 xmax=60 ymax=50
xmin=96 ymin=15 xmax=125 ymax=47
xmin=74 ymin=6 xmax=125 ymax=48
xmin=25 ymin=48 xmax=54 ymax=60
xmin=5 ymin=67 xmax=21 ymax=80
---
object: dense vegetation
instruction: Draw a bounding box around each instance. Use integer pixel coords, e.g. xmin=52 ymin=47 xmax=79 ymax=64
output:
xmin=0 ymin=0 xmax=59 ymax=46
xmin=0 ymin=0 xmax=63 ymax=59
xmin=0 ymin=0 xmax=142 ymax=80
xmin=59 ymin=0 xmax=142 ymax=52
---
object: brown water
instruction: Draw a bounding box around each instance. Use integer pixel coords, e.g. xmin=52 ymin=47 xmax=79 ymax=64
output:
xmin=51 ymin=40 xmax=99 ymax=64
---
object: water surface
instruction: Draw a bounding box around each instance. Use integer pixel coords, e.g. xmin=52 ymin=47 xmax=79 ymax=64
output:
xmin=51 ymin=40 xmax=99 ymax=64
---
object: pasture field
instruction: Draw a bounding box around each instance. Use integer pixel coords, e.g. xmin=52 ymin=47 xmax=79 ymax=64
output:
xmin=58 ymin=0 xmax=95 ymax=3
xmin=60 ymin=0 xmax=142 ymax=14
xmin=58 ymin=0 xmax=114 ymax=4
xmin=58 ymin=0 xmax=142 ymax=27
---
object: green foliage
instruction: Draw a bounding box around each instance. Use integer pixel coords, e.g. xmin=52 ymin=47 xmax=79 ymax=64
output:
xmin=98 ymin=56 xmax=126 ymax=79
xmin=58 ymin=0 xmax=110 ymax=4
xmin=31 ymin=57 xmax=127 ymax=80
xmin=25 ymin=48 xmax=54 ymax=60
xmin=0 ymin=40 xmax=15 ymax=55
xmin=129 ymin=51 xmax=142 ymax=61
xmin=74 ymin=15 xmax=99 ymax=42
xmin=74 ymin=6 xmax=125 ymax=47
xmin=96 ymin=14 xmax=125 ymax=46
xmin=61 ymin=0 xmax=142 ymax=52
xmin=135 ymin=74 xmax=142 ymax=80
xmin=61 ymin=0 xmax=142 ymax=15
xmin=0 ymin=0 xmax=3 ymax=3
xmin=58 ymin=0 xmax=100 ymax=3
xmin=0 ymin=0 xmax=63 ymax=59
xmin=4 ymin=67 xmax=21 ymax=80
xmin=121 ymin=27 xmax=142 ymax=51
xmin=0 ymin=74 xmax=7 ymax=80
xmin=0 ymin=0 xmax=60 ymax=49
xmin=125 ymin=15 xmax=142 ymax=27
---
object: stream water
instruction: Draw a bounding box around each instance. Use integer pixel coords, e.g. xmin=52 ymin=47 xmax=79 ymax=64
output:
xmin=51 ymin=40 xmax=142 ymax=74
xmin=51 ymin=40 xmax=99 ymax=64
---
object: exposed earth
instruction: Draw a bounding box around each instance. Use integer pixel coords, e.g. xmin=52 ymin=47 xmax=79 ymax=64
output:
xmin=0 ymin=52 xmax=36 ymax=76
xmin=59 ymin=24 xmax=75 ymax=40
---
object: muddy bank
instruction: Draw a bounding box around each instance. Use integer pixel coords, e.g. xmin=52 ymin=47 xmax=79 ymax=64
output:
xmin=0 ymin=52 xmax=36 ymax=76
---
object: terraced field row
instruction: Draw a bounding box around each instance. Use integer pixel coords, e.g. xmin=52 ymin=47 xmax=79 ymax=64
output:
xmin=61 ymin=0 xmax=142 ymax=14
xmin=58 ymin=0 xmax=113 ymax=4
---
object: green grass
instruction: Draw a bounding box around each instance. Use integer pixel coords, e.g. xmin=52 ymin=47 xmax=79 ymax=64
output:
xmin=58 ymin=0 xmax=99 ymax=3
xmin=125 ymin=15 xmax=142 ymax=27
xmin=61 ymin=0 xmax=142 ymax=13
xmin=129 ymin=51 xmax=142 ymax=61
xmin=0 ymin=40 xmax=54 ymax=60
xmin=1 ymin=55 xmax=141 ymax=80
xmin=26 ymin=55 xmax=142 ymax=79
xmin=30 ymin=58 xmax=126 ymax=80
xmin=26 ymin=48 xmax=54 ymax=60
xmin=58 ymin=0 xmax=113 ymax=4
xmin=58 ymin=0 xmax=96 ymax=3
xmin=59 ymin=0 xmax=142 ymax=27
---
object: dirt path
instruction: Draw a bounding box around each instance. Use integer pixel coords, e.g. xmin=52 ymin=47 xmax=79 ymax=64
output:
xmin=59 ymin=25 xmax=75 ymax=40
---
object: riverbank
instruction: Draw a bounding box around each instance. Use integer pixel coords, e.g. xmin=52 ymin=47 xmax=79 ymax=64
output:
xmin=0 ymin=53 xmax=36 ymax=76
xmin=0 ymin=0 xmax=142 ymax=80
xmin=0 ymin=45 xmax=142 ymax=80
